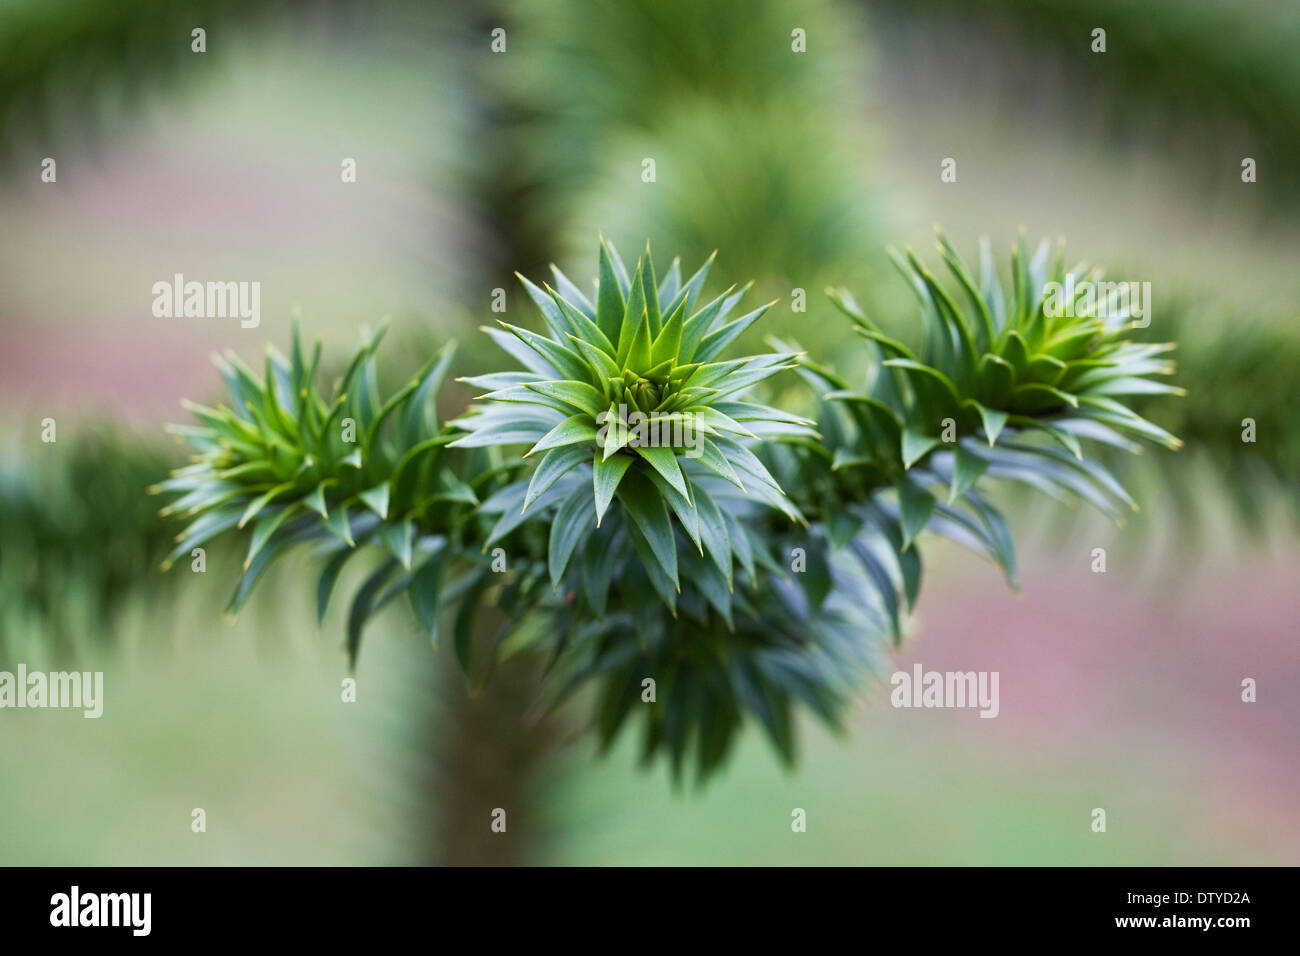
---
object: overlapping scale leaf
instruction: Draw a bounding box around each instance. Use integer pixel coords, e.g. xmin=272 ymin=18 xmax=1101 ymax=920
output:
xmin=520 ymin=509 xmax=895 ymax=784
xmin=155 ymin=322 xmax=501 ymax=668
xmin=820 ymin=229 xmax=1183 ymax=547
xmin=450 ymin=238 xmax=811 ymax=605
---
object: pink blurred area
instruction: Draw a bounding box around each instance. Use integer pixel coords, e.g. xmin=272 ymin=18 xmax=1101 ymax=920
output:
xmin=884 ymin=541 xmax=1300 ymax=860
xmin=1 ymin=320 xmax=207 ymax=423
xmin=0 ymin=45 xmax=479 ymax=425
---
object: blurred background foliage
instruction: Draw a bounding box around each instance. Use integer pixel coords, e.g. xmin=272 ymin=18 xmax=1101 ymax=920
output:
xmin=882 ymin=0 xmax=1300 ymax=201
xmin=493 ymin=0 xmax=874 ymax=291
xmin=0 ymin=0 xmax=1296 ymax=865
xmin=0 ymin=431 xmax=178 ymax=661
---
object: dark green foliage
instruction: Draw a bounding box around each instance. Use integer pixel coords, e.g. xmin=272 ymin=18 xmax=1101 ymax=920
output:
xmin=153 ymin=322 xmax=517 ymax=668
xmin=0 ymin=0 xmax=293 ymax=149
xmin=160 ymin=232 xmax=1179 ymax=782
xmin=0 ymin=432 xmax=176 ymax=656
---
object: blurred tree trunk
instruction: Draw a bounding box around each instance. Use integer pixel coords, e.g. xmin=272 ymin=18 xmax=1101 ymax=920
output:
xmin=420 ymin=0 xmax=572 ymax=867
xmin=431 ymin=649 xmax=556 ymax=866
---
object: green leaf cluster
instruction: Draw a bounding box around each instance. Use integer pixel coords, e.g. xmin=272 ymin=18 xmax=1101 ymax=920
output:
xmin=451 ymin=238 xmax=812 ymax=601
xmin=153 ymin=323 xmax=507 ymax=667
xmin=158 ymin=232 xmax=1181 ymax=782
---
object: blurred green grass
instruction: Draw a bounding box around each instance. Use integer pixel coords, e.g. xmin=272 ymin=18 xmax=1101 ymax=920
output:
xmin=0 ymin=563 xmax=445 ymax=865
